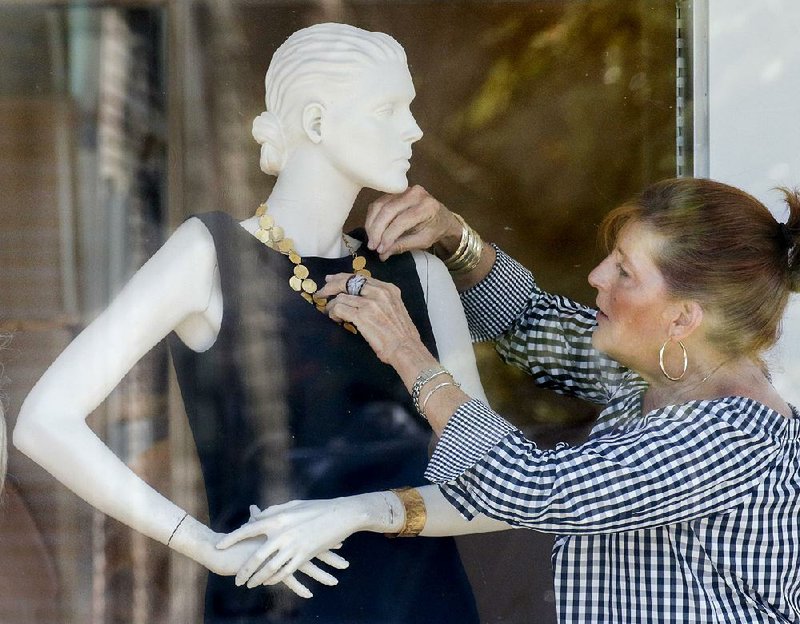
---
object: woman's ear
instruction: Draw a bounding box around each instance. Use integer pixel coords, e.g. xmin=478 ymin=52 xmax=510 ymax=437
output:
xmin=668 ymin=300 xmax=704 ymax=342
xmin=302 ymin=102 xmax=325 ymax=144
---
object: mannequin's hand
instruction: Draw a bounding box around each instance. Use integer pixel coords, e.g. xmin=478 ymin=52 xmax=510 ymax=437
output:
xmin=204 ymin=533 xmax=330 ymax=599
xmin=216 ymin=499 xmax=362 ymax=590
xmin=317 ymin=275 xmax=428 ymax=367
xmin=364 ymin=185 xmax=460 ymax=261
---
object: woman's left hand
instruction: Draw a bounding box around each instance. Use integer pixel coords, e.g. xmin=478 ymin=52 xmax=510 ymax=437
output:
xmin=316 ymin=274 xmax=427 ymax=367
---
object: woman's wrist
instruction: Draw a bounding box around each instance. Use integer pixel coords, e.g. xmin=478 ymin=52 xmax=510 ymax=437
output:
xmin=386 ymin=342 xmax=440 ymax=392
xmin=432 ymin=210 xmax=466 ymax=258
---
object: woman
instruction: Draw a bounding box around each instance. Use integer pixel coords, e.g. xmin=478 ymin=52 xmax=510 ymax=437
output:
xmin=220 ymin=178 xmax=800 ymax=622
xmin=14 ymin=23 xmax=483 ymax=623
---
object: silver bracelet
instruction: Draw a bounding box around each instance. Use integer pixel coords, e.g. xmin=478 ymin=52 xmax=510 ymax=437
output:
xmin=420 ymin=380 xmax=461 ymax=420
xmin=411 ymin=366 xmax=448 ymax=416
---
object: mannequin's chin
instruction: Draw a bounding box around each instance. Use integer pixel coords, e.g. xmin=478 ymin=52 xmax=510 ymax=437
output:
xmin=373 ymin=176 xmax=409 ymax=195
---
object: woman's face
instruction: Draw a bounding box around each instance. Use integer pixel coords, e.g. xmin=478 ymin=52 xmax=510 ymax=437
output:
xmin=319 ymin=60 xmax=423 ymax=193
xmin=588 ymin=221 xmax=679 ymax=372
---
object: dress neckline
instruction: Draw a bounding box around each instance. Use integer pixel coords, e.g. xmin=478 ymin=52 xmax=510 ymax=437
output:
xmin=231 ymin=213 xmax=366 ymax=262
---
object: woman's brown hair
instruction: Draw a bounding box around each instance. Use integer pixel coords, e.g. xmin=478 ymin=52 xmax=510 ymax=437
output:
xmin=600 ymin=178 xmax=800 ymax=360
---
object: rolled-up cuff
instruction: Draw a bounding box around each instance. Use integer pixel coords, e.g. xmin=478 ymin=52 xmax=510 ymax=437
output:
xmin=425 ymin=399 xmax=517 ymax=482
xmin=459 ymin=245 xmax=537 ymax=342
xmin=424 ymin=399 xmax=518 ymax=519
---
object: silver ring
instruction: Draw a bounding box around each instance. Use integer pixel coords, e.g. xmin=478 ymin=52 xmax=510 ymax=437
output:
xmin=346 ymin=274 xmax=367 ymax=297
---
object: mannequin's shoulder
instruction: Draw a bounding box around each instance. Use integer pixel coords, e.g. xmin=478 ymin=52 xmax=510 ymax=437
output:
xmin=126 ymin=217 xmax=220 ymax=304
xmin=156 ymin=217 xmax=218 ymax=271
xmin=410 ymin=249 xmax=453 ymax=287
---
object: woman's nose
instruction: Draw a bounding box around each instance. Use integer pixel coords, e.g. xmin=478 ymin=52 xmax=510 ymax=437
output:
xmin=588 ymin=260 xmax=607 ymax=290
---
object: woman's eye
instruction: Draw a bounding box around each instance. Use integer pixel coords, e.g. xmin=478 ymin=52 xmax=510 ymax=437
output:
xmin=616 ymin=263 xmax=629 ymax=278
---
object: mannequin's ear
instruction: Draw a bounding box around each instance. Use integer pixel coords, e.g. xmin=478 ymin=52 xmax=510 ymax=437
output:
xmin=667 ymin=300 xmax=704 ymax=342
xmin=302 ymin=102 xmax=325 ymax=144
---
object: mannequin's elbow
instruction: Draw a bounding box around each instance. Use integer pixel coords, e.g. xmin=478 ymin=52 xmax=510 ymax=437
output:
xmin=13 ymin=404 xmax=55 ymax=459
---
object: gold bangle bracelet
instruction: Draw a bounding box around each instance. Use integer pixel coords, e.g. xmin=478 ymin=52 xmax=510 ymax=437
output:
xmin=387 ymin=487 xmax=427 ymax=537
xmin=444 ymin=213 xmax=483 ymax=274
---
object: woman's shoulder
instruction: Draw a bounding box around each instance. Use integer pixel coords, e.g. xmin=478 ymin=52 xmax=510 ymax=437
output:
xmin=648 ymin=394 xmax=798 ymax=441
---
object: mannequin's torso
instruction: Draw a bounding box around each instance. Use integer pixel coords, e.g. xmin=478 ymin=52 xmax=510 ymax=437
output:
xmin=172 ymin=216 xmax=485 ymax=400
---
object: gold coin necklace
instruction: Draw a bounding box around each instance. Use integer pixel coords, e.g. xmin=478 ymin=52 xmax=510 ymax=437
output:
xmin=253 ymin=202 xmax=371 ymax=334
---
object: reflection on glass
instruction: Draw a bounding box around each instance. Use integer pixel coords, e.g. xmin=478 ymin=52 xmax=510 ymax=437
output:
xmin=0 ymin=3 xmax=676 ymax=623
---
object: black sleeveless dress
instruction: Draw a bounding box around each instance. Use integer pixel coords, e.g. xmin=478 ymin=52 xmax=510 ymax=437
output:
xmin=169 ymin=212 xmax=478 ymax=624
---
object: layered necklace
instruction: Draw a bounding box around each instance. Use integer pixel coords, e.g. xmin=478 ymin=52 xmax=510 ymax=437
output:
xmin=253 ymin=202 xmax=370 ymax=334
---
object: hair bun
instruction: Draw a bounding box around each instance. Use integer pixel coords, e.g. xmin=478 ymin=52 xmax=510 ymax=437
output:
xmin=252 ymin=111 xmax=287 ymax=175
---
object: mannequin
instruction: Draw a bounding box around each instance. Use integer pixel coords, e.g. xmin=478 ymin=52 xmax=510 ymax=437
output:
xmin=14 ymin=23 xmax=487 ymax=622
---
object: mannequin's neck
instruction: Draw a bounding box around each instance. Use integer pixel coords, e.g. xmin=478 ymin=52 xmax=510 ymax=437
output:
xmin=261 ymin=151 xmax=362 ymax=257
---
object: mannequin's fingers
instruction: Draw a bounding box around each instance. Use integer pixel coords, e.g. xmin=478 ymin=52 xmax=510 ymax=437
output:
xmin=298 ymin=561 xmax=339 ymax=586
xmin=250 ymin=499 xmax=304 ymax=520
xmin=246 ymin=549 xmax=293 ymax=588
xmin=317 ymin=550 xmax=350 ymax=570
xmin=247 ymin=549 xmax=305 ymax=588
xmin=281 ymin=574 xmax=313 ymax=599
xmin=234 ymin=541 xmax=279 ymax=586
xmin=257 ymin=553 xmax=310 ymax=587
xmin=216 ymin=520 xmax=272 ymax=549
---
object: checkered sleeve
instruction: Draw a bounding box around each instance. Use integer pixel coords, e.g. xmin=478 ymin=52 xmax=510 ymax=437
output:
xmin=460 ymin=246 xmax=626 ymax=404
xmin=425 ymin=398 xmax=780 ymax=533
xmin=460 ymin=245 xmax=537 ymax=342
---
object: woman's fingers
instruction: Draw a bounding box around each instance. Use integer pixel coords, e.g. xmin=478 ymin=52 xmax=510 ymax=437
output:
xmin=282 ymin=574 xmax=313 ymax=599
xmin=317 ymin=549 xmax=349 ymax=570
xmin=365 ymin=185 xmax=444 ymax=258
xmin=317 ymin=273 xmax=392 ymax=299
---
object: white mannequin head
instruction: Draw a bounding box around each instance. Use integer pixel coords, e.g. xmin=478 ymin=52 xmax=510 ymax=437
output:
xmin=252 ymin=23 xmax=423 ymax=194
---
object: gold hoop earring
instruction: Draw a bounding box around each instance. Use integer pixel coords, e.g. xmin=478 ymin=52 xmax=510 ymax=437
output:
xmin=659 ymin=339 xmax=688 ymax=381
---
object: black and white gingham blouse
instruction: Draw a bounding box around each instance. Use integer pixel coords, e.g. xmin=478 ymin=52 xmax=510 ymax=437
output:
xmin=425 ymin=248 xmax=800 ymax=623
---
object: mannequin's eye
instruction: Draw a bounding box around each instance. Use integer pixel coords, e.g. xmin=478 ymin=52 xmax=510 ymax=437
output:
xmin=375 ymin=105 xmax=395 ymax=117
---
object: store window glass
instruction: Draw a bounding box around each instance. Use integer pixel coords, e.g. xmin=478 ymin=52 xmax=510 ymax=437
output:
xmin=1 ymin=3 xmax=679 ymax=623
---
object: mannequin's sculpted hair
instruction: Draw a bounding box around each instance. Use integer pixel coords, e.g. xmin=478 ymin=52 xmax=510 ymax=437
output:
xmin=252 ymin=22 xmax=408 ymax=175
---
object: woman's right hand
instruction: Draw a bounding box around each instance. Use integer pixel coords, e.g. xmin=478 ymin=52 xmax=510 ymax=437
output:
xmin=365 ymin=185 xmax=462 ymax=261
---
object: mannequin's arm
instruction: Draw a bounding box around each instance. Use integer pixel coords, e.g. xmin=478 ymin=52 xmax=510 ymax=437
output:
xmin=14 ymin=219 xmax=229 ymax=561
xmin=219 ymin=484 xmax=513 ymax=587
xmin=13 ymin=219 xmax=343 ymax=594
xmin=411 ymin=250 xmax=487 ymax=403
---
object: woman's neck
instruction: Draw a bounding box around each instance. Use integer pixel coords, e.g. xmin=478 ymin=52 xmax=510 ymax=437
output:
xmin=252 ymin=150 xmax=363 ymax=257
xmin=641 ymin=356 xmax=790 ymax=417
